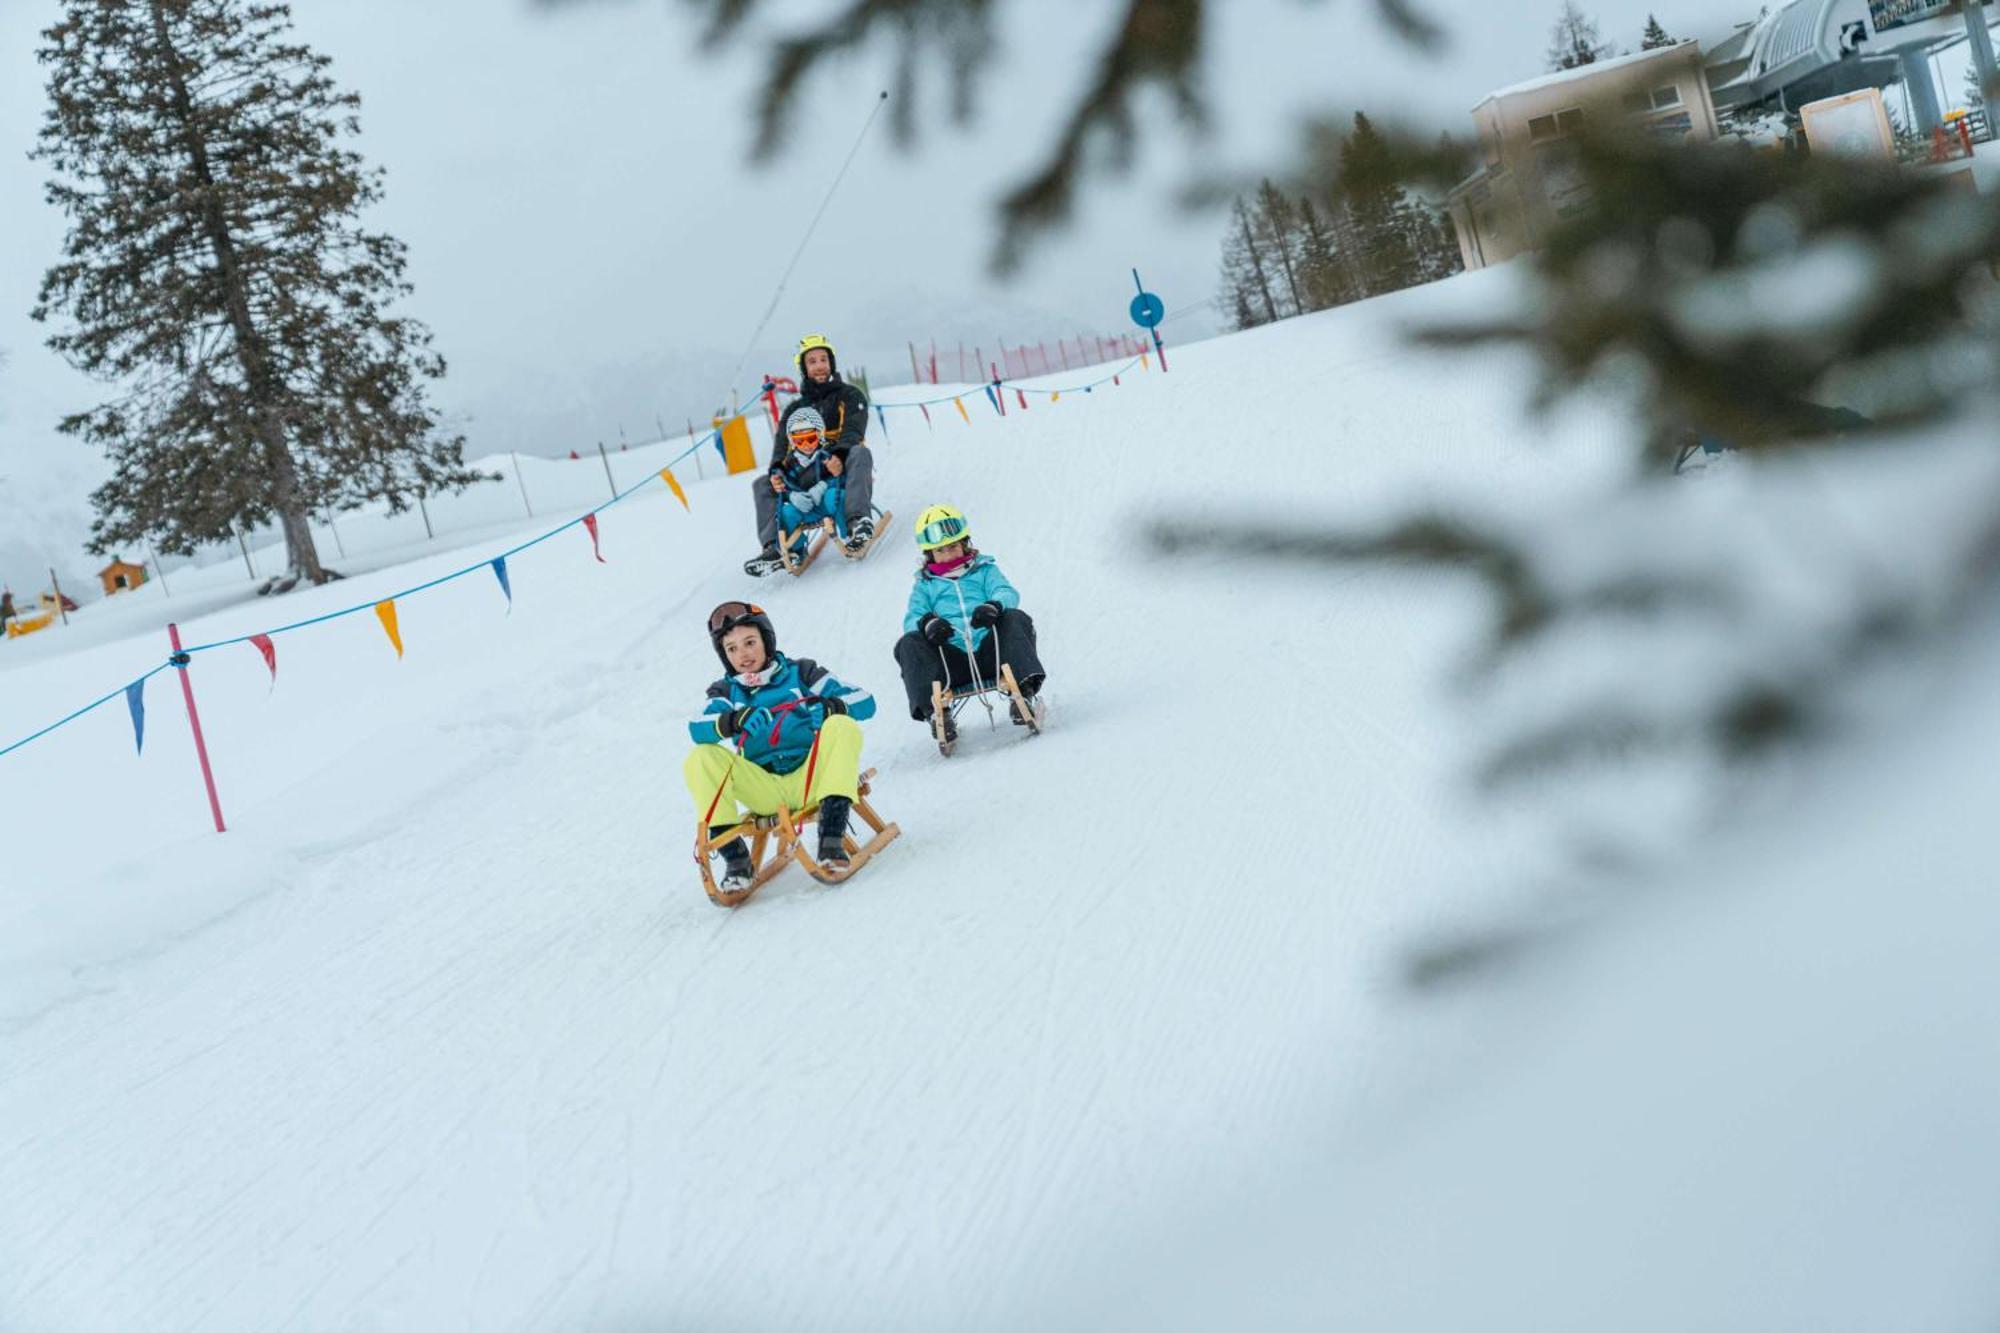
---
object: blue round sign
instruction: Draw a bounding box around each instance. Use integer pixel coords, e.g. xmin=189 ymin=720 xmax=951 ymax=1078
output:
xmin=1129 ymin=290 xmax=1165 ymax=329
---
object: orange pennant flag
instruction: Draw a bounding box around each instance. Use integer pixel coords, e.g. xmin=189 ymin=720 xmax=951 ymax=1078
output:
xmin=374 ymin=599 xmax=403 ymax=659
xmin=660 ymin=467 xmax=689 ymax=511
xmin=1140 ymin=351 xmax=1150 ymax=371
xmin=953 ymin=396 xmax=969 ymax=424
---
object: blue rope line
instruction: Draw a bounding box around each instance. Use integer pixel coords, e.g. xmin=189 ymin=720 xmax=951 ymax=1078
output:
xmin=0 ymin=351 xmax=1149 ymax=762
xmin=0 ymin=663 xmax=170 ymax=761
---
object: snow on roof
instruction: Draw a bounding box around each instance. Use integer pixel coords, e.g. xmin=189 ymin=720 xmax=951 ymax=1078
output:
xmin=1479 ymin=41 xmax=1698 ymax=106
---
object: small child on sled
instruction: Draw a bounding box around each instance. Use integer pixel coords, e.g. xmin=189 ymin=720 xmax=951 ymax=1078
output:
xmin=771 ymin=406 xmax=848 ymax=543
xmin=685 ymin=601 xmax=877 ymax=892
xmin=891 ymin=504 xmax=1047 ymax=743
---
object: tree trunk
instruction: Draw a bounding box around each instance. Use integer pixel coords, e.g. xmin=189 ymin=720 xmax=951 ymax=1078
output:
xmin=148 ymin=0 xmax=328 ymax=585
xmin=1238 ymin=205 xmax=1280 ymax=324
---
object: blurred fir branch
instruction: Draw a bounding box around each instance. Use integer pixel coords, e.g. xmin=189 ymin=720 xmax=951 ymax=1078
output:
xmin=534 ymin=0 xmax=1445 ymax=270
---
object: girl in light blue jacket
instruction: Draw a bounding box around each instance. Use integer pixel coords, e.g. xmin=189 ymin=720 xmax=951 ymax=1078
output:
xmin=893 ymin=504 xmax=1047 ymax=737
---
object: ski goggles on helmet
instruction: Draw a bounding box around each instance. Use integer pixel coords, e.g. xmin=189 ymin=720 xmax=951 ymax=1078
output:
xmin=787 ymin=427 xmax=824 ymax=451
xmin=707 ymin=600 xmax=765 ymax=635
xmin=916 ymin=514 xmax=968 ymax=550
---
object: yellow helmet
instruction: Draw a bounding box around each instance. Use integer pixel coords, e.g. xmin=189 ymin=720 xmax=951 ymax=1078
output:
xmin=914 ymin=504 xmax=970 ymax=551
xmin=796 ymin=333 xmax=837 ymax=375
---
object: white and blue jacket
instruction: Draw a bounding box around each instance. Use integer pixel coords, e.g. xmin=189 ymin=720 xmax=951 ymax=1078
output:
xmin=688 ymin=653 xmax=876 ymax=774
xmin=902 ymin=553 xmax=1020 ymax=653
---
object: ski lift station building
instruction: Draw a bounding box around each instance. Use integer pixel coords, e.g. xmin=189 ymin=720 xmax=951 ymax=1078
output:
xmin=1447 ymin=0 xmax=2000 ymax=272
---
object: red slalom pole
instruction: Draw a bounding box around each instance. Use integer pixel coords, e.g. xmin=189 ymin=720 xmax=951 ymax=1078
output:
xmin=167 ymin=622 xmax=227 ymax=833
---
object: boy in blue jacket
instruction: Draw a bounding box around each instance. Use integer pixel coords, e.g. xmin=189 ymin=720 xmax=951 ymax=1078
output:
xmin=892 ymin=504 xmax=1046 ymax=741
xmin=686 ymin=601 xmax=876 ymax=889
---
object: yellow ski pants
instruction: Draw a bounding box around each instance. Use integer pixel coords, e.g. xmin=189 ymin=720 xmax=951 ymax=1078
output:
xmin=683 ymin=714 xmax=864 ymax=828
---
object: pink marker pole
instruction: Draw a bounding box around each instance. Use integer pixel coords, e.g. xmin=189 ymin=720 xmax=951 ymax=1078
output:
xmin=167 ymin=622 xmax=227 ymax=833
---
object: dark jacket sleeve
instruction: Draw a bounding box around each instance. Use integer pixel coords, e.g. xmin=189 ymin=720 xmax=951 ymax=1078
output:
xmin=769 ymin=400 xmax=797 ymax=478
xmin=826 ymin=382 xmax=870 ymax=458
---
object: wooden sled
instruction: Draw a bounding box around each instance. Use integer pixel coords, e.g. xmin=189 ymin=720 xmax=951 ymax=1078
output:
xmin=779 ymin=519 xmax=833 ymax=576
xmin=837 ymin=509 xmax=893 ymax=562
xmin=695 ymin=768 xmax=901 ymax=907
xmin=930 ymin=663 xmax=1042 ymax=757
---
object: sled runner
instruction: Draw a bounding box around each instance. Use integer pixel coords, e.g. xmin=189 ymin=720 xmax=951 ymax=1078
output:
xmin=779 ymin=520 xmax=833 ymax=576
xmin=695 ymin=768 xmax=901 ymax=907
xmin=930 ymin=663 xmax=1042 ymax=757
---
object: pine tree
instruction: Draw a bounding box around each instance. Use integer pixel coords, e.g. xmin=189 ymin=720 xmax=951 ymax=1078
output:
xmin=1218 ymin=196 xmax=1280 ymax=328
xmin=1340 ymin=112 xmax=1420 ymax=298
xmin=1547 ymin=1 xmax=1612 ymax=71
xmin=1252 ymin=179 xmax=1307 ymax=318
xmin=1296 ymin=197 xmax=1358 ymax=310
xmin=1640 ymin=14 xmax=1676 ymax=49
xmin=32 ymin=0 xmax=483 ymax=589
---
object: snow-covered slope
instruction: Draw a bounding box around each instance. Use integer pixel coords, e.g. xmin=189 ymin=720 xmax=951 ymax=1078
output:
xmin=4 ymin=265 xmax=1995 ymax=1331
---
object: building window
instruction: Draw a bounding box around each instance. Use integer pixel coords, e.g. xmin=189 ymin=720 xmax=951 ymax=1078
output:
xmin=1529 ymin=107 xmax=1585 ymax=141
xmin=1651 ymin=84 xmax=1682 ymax=109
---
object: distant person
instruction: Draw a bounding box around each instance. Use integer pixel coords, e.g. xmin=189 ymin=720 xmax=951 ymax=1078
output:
xmin=0 ymin=589 xmax=14 ymax=636
xmin=892 ymin=504 xmax=1046 ymax=746
xmin=745 ymin=333 xmax=876 ymax=574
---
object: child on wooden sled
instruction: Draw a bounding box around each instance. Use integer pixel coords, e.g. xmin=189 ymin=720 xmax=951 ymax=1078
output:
xmin=685 ymin=601 xmax=877 ymax=892
xmin=891 ymin=504 xmax=1046 ymax=744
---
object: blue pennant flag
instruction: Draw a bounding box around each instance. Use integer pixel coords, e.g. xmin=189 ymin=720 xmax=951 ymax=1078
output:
xmin=709 ymin=429 xmax=727 ymax=461
xmin=490 ymin=556 xmax=513 ymax=609
xmin=875 ymin=405 xmax=889 ymax=440
xmin=983 ymin=385 xmax=1000 ymax=414
xmin=125 ymin=678 xmax=146 ymax=755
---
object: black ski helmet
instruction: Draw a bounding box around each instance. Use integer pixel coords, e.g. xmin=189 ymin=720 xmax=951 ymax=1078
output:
xmin=708 ymin=600 xmax=777 ymax=670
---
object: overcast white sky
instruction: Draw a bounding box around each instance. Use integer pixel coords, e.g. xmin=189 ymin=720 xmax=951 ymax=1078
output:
xmin=2 ymin=0 xmax=1764 ymax=578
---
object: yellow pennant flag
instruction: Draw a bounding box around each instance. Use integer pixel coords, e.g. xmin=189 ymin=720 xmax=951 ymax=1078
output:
xmin=953 ymin=397 xmax=969 ymax=424
xmin=1139 ymin=351 xmax=1150 ymax=371
xmin=1051 ymin=391 xmax=1061 ymax=403
xmin=660 ymin=466 xmax=689 ymax=511
xmin=374 ymin=598 xmax=403 ymax=659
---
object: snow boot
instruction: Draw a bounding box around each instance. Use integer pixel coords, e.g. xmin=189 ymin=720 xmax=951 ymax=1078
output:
xmin=842 ymin=514 xmax=876 ymax=555
xmin=744 ymin=545 xmax=784 ymax=578
xmin=816 ymin=796 xmax=853 ymax=868
xmin=1010 ymin=672 xmax=1044 ymax=726
xmin=711 ymin=828 xmax=754 ymax=892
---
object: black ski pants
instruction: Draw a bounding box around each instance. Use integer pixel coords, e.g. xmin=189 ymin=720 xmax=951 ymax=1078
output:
xmin=893 ymin=608 xmax=1045 ymax=719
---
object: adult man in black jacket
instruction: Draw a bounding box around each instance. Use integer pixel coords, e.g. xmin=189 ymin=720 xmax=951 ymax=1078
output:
xmin=746 ymin=333 xmax=878 ymax=575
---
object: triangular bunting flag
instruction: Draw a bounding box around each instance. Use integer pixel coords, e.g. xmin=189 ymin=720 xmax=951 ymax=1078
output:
xmin=660 ymin=467 xmax=689 ymax=511
xmin=983 ymin=385 xmax=1000 ymax=414
xmin=1140 ymin=351 xmax=1150 ymax=371
xmin=953 ymin=397 xmax=969 ymax=424
xmin=249 ymin=633 xmax=277 ymax=683
xmin=1113 ymin=374 xmax=1122 ymax=386
xmin=125 ymin=678 xmax=146 ymax=755
xmin=490 ymin=556 xmax=513 ymax=610
xmin=1015 ymin=388 xmax=1028 ymax=410
xmin=875 ymin=405 xmax=889 ymax=440
xmin=582 ymin=512 xmax=606 ymax=562
xmin=1051 ymin=391 xmax=1061 ymax=403
xmin=374 ymin=599 xmax=403 ymax=658
xmin=919 ymin=403 xmax=933 ymax=430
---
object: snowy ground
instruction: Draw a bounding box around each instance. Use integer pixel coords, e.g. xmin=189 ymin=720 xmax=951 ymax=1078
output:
xmin=3 ymin=265 xmax=1996 ymax=1330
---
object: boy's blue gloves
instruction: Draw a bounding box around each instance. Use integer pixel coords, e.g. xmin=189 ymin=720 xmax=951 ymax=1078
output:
xmin=969 ymin=601 xmax=1003 ymax=629
xmin=920 ymin=614 xmax=954 ymax=646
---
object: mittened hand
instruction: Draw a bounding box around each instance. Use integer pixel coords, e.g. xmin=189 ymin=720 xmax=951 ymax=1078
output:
xmin=816 ymin=695 xmax=849 ymax=717
xmin=969 ymin=601 xmax=1003 ymax=629
xmin=921 ymin=614 xmax=954 ymax=646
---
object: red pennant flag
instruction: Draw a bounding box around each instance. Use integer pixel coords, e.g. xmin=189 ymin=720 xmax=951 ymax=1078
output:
xmin=582 ymin=512 xmax=606 ymax=562
xmin=919 ymin=403 xmax=933 ymax=430
xmin=1015 ymin=388 xmax=1028 ymax=410
xmin=1114 ymin=374 xmax=1122 ymax=387
xmin=568 ymin=449 xmax=580 ymax=460
xmin=249 ymin=633 xmax=276 ymax=683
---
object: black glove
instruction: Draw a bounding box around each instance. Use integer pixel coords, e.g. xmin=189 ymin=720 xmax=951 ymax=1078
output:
xmin=816 ymin=695 xmax=849 ymax=717
xmin=714 ymin=707 xmax=743 ymax=738
xmin=969 ymin=601 xmax=1003 ymax=629
xmin=920 ymin=614 xmax=954 ymax=646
